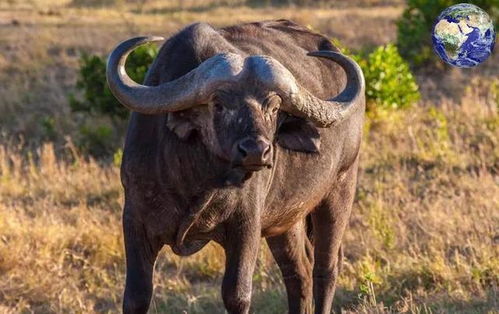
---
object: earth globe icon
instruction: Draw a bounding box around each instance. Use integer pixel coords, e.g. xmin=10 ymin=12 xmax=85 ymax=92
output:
xmin=432 ymin=3 xmax=496 ymax=68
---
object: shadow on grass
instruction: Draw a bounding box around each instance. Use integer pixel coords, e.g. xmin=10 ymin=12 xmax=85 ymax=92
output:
xmin=68 ymin=0 xmax=120 ymax=8
xmin=150 ymin=277 xmax=286 ymax=314
xmin=334 ymin=270 xmax=498 ymax=313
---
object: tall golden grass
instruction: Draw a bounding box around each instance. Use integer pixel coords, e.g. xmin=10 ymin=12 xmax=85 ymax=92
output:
xmin=1 ymin=82 xmax=497 ymax=312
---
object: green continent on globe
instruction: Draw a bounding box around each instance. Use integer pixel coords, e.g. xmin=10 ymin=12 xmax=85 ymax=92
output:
xmin=434 ymin=19 xmax=469 ymax=59
xmin=432 ymin=4 xmax=496 ymax=68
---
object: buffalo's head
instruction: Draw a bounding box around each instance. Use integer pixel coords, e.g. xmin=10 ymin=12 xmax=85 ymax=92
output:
xmin=106 ymin=37 xmax=364 ymax=184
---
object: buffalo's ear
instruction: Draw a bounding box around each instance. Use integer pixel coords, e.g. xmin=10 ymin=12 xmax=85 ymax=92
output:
xmin=167 ymin=112 xmax=196 ymax=140
xmin=277 ymin=116 xmax=321 ymax=153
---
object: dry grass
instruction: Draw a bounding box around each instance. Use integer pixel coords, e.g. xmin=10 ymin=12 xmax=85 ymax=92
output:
xmin=1 ymin=86 xmax=497 ymax=313
xmin=0 ymin=1 xmax=498 ymax=313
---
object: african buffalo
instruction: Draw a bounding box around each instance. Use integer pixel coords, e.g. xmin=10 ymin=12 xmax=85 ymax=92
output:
xmin=106 ymin=19 xmax=365 ymax=314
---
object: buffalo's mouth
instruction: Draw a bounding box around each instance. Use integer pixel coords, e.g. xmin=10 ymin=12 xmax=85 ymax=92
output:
xmin=232 ymin=163 xmax=272 ymax=172
xmin=222 ymin=168 xmax=253 ymax=187
xmin=221 ymin=163 xmax=271 ymax=187
xmin=242 ymin=164 xmax=268 ymax=172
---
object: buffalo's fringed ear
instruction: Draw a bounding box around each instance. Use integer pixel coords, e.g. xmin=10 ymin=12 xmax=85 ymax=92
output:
xmin=277 ymin=116 xmax=321 ymax=153
xmin=167 ymin=112 xmax=196 ymax=140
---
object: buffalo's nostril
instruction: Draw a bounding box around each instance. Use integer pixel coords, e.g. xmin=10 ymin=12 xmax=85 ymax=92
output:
xmin=237 ymin=143 xmax=248 ymax=158
xmin=236 ymin=137 xmax=272 ymax=167
xmin=262 ymin=144 xmax=271 ymax=160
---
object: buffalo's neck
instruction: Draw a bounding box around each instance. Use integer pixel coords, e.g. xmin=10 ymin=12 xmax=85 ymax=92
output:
xmin=159 ymin=131 xmax=228 ymax=198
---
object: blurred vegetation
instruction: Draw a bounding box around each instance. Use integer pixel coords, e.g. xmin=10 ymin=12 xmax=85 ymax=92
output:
xmin=355 ymin=44 xmax=420 ymax=111
xmin=397 ymin=0 xmax=498 ymax=67
xmin=70 ymin=44 xmax=158 ymax=120
xmin=70 ymin=0 xmax=154 ymax=7
xmin=247 ymin=0 xmax=325 ymax=5
xmin=69 ymin=44 xmax=158 ymax=156
xmin=66 ymin=0 xmax=396 ymax=8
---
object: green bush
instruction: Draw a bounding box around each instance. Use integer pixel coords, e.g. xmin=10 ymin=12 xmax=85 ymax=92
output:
xmin=69 ymin=43 xmax=158 ymax=156
xmin=397 ymin=0 xmax=498 ymax=67
xmin=69 ymin=44 xmax=158 ymax=121
xmin=69 ymin=53 xmax=127 ymax=120
xmin=77 ymin=124 xmax=114 ymax=157
xmin=355 ymin=44 xmax=420 ymax=110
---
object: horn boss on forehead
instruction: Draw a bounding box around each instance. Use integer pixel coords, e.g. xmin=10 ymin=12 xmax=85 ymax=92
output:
xmin=239 ymin=53 xmax=365 ymax=128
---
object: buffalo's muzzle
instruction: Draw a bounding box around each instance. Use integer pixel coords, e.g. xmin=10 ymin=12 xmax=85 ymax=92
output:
xmin=234 ymin=136 xmax=272 ymax=170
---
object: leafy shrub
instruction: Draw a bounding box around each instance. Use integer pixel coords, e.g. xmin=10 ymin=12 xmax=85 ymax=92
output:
xmin=77 ymin=124 xmax=114 ymax=157
xmin=40 ymin=116 xmax=57 ymax=141
xmin=397 ymin=0 xmax=498 ymax=67
xmin=113 ymin=148 xmax=123 ymax=167
xmin=355 ymin=44 xmax=420 ymax=111
xmin=69 ymin=54 xmax=127 ymax=120
xmin=70 ymin=44 xmax=158 ymax=121
xmin=69 ymin=43 xmax=158 ymax=156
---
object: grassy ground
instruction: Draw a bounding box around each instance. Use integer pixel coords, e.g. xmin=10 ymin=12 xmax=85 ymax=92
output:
xmin=0 ymin=0 xmax=498 ymax=313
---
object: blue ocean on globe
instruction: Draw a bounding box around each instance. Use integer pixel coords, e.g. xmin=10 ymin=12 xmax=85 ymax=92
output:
xmin=432 ymin=3 xmax=496 ymax=68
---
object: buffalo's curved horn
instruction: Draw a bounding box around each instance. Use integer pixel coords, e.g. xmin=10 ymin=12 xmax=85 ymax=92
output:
xmin=106 ymin=36 xmax=243 ymax=114
xmin=283 ymin=51 xmax=365 ymax=127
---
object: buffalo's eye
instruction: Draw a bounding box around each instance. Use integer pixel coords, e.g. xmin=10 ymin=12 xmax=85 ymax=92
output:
xmin=265 ymin=95 xmax=281 ymax=114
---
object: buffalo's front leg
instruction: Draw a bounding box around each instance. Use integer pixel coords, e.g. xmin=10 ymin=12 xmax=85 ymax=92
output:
xmin=312 ymin=161 xmax=358 ymax=314
xmin=122 ymin=212 xmax=161 ymax=314
xmin=222 ymin=214 xmax=261 ymax=314
xmin=267 ymin=219 xmax=313 ymax=314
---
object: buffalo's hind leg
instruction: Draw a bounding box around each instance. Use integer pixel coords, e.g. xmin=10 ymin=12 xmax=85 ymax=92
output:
xmin=267 ymin=219 xmax=314 ymax=314
xmin=122 ymin=211 xmax=161 ymax=314
xmin=312 ymin=162 xmax=358 ymax=314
